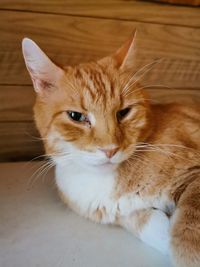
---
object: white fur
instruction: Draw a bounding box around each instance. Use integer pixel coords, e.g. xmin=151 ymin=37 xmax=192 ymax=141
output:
xmin=140 ymin=209 xmax=170 ymax=255
xmin=88 ymin=112 xmax=96 ymax=126
xmin=54 ymin=139 xmax=173 ymax=219
xmin=50 ymin=133 xmax=173 ymax=251
xmin=55 ymin=161 xmax=158 ymax=223
xmin=56 ymin=161 xmax=117 ymax=223
xmin=22 ymin=38 xmax=63 ymax=92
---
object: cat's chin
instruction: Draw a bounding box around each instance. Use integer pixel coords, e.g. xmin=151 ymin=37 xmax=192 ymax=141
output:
xmin=96 ymin=162 xmax=117 ymax=168
xmin=82 ymin=161 xmax=119 ymax=172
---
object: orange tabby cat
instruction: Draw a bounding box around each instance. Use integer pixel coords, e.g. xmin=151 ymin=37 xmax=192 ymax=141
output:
xmin=22 ymin=34 xmax=200 ymax=267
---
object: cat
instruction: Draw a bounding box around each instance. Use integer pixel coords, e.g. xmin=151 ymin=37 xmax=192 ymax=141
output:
xmin=22 ymin=34 xmax=200 ymax=267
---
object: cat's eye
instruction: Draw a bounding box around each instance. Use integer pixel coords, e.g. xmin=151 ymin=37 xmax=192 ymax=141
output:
xmin=67 ymin=111 xmax=87 ymax=123
xmin=117 ymin=108 xmax=131 ymax=121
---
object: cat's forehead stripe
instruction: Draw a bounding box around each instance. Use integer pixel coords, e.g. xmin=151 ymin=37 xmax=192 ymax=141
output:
xmin=84 ymin=67 xmax=107 ymax=92
xmin=76 ymin=64 xmax=113 ymax=100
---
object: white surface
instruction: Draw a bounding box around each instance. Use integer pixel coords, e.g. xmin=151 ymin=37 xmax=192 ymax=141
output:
xmin=0 ymin=162 xmax=172 ymax=267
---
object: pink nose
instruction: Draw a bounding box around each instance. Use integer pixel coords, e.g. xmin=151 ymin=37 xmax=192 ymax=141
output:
xmin=100 ymin=148 xmax=119 ymax=158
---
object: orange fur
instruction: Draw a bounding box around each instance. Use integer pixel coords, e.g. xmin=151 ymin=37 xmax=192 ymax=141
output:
xmin=22 ymin=35 xmax=200 ymax=267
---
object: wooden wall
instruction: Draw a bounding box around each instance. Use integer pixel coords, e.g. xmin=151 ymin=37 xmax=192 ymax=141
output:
xmin=0 ymin=0 xmax=200 ymax=161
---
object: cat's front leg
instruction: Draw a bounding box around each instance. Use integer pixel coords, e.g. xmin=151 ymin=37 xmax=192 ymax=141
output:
xmin=119 ymin=208 xmax=170 ymax=255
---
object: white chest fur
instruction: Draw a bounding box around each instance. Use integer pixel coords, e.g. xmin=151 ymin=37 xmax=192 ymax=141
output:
xmin=55 ymin=162 xmax=174 ymax=224
xmin=55 ymin=162 xmax=118 ymax=223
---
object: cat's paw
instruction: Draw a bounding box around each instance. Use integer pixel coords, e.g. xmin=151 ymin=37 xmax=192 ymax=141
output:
xmin=140 ymin=209 xmax=170 ymax=255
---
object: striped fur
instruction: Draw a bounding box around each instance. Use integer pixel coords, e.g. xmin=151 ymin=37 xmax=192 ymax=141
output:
xmin=22 ymin=36 xmax=200 ymax=266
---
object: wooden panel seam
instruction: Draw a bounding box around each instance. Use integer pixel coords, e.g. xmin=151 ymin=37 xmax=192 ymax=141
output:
xmin=0 ymin=8 xmax=199 ymax=30
xmin=0 ymin=11 xmax=200 ymax=89
xmin=0 ymin=2 xmax=200 ymax=28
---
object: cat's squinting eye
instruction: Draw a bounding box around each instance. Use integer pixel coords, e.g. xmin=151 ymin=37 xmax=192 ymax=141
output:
xmin=117 ymin=108 xmax=131 ymax=121
xmin=67 ymin=111 xmax=88 ymax=123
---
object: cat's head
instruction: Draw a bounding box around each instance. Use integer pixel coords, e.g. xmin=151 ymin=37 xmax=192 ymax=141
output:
xmin=22 ymin=34 xmax=152 ymax=170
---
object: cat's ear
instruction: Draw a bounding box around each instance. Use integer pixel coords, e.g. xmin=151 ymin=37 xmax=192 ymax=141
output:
xmin=22 ymin=38 xmax=64 ymax=94
xmin=113 ymin=31 xmax=137 ymax=69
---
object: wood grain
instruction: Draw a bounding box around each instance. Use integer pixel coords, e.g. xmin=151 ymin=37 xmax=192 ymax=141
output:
xmin=1 ymin=85 xmax=199 ymax=122
xmin=0 ymin=11 xmax=200 ymax=90
xmin=0 ymin=85 xmax=35 ymax=122
xmin=0 ymin=3 xmax=199 ymax=161
xmin=0 ymin=122 xmax=43 ymax=162
xmin=148 ymin=88 xmax=200 ymax=104
xmin=154 ymin=0 xmax=200 ymax=6
xmin=0 ymin=0 xmax=200 ymax=27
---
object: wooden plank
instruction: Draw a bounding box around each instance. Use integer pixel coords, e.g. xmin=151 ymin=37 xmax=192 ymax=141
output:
xmin=0 ymin=85 xmax=35 ymax=122
xmin=0 ymin=0 xmax=200 ymax=28
xmin=153 ymin=0 xmax=200 ymax=6
xmin=148 ymin=88 xmax=200 ymax=104
xmin=0 ymin=11 xmax=200 ymax=90
xmin=0 ymin=85 xmax=199 ymax=122
xmin=0 ymin=122 xmax=43 ymax=162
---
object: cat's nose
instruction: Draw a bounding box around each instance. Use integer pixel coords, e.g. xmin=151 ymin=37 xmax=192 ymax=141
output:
xmin=100 ymin=147 xmax=119 ymax=158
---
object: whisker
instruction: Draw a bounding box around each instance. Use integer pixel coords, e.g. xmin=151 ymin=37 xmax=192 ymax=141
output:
xmin=135 ymin=142 xmax=199 ymax=164
xmin=129 ymin=152 xmax=171 ymax=176
xmin=27 ymin=160 xmax=52 ymax=188
xmin=121 ymin=58 xmax=164 ymax=96
xmin=40 ymin=161 xmax=55 ymax=184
